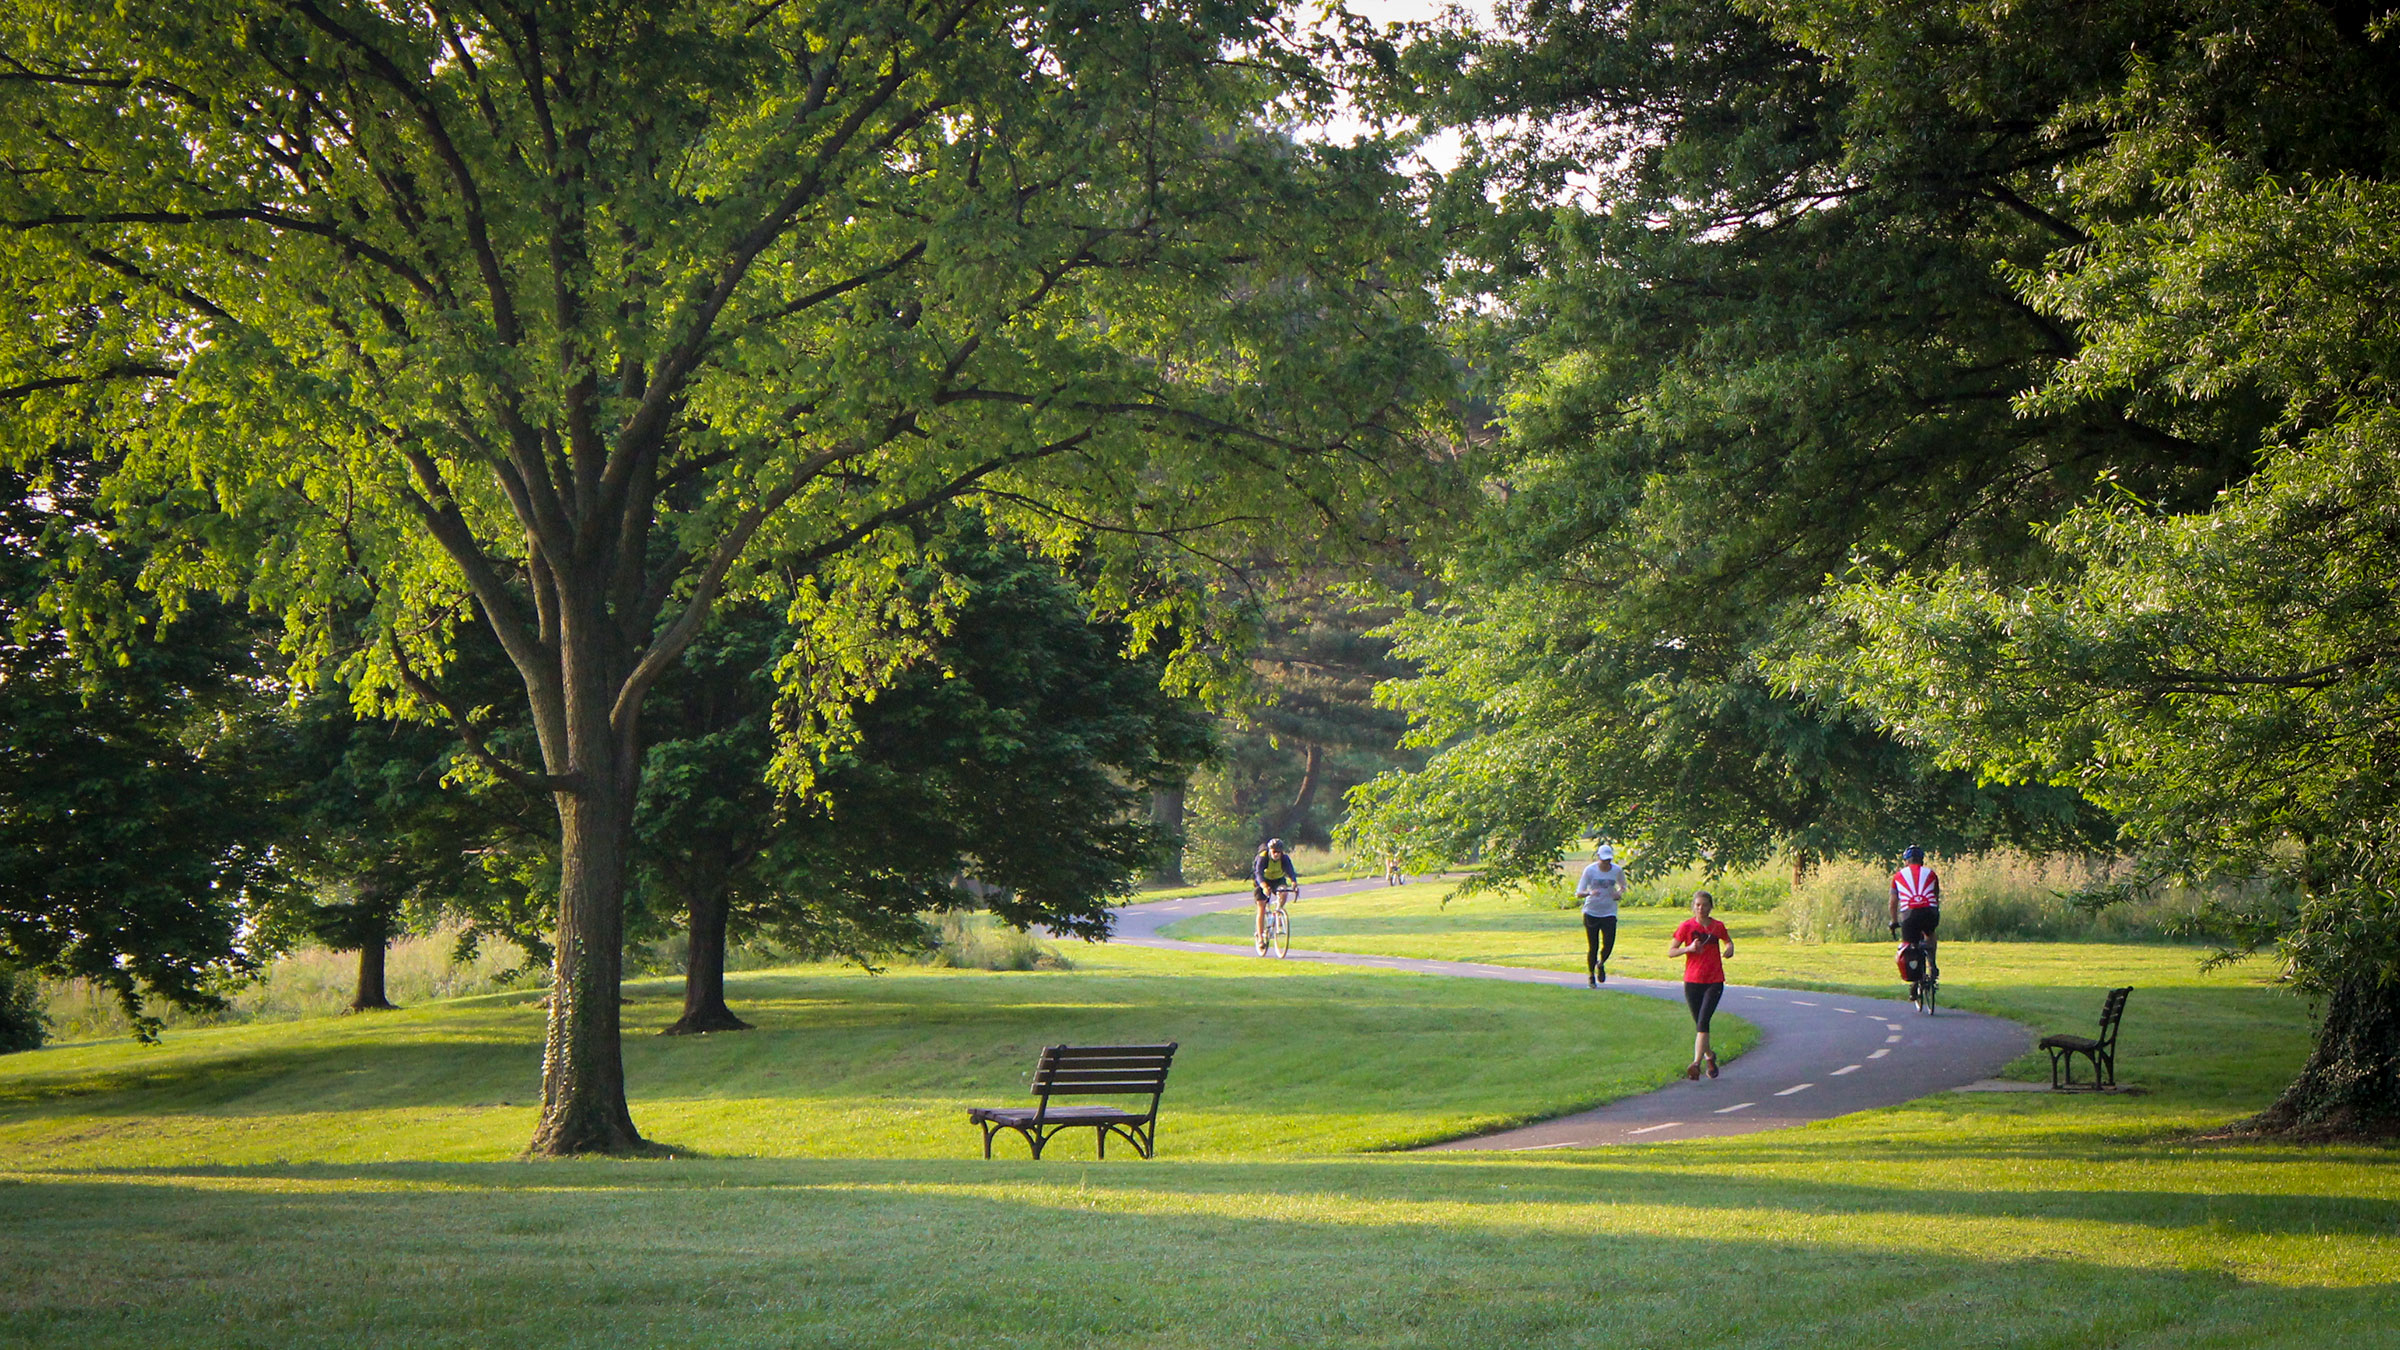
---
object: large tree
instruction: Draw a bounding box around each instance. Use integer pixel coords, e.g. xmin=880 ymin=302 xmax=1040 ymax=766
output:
xmin=0 ymin=2 xmax=1441 ymax=1151
xmin=1343 ymin=0 xmax=2147 ymax=884
xmin=1804 ymin=1 xmax=2400 ymax=1133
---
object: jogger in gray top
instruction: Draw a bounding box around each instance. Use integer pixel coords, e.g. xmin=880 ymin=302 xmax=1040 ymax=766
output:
xmin=1576 ymin=846 xmax=1627 ymax=986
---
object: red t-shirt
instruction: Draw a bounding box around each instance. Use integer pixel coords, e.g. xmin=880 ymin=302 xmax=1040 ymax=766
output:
xmin=1673 ymin=917 xmax=1731 ymax=984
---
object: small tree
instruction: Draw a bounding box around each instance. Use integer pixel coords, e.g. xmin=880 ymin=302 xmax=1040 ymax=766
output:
xmin=638 ymin=528 xmax=1211 ymax=1033
xmin=271 ymin=683 xmax=546 ymax=1011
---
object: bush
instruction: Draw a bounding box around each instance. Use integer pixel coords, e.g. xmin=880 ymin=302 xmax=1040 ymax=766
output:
xmin=918 ymin=911 xmax=1073 ymax=972
xmin=0 ymin=965 xmax=49 ymax=1053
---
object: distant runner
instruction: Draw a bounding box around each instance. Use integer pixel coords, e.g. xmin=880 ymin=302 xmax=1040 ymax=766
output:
xmin=1575 ymin=845 xmax=1627 ymax=986
xmin=1888 ymin=844 xmax=1941 ymax=980
xmin=1669 ymin=890 xmax=1734 ymax=1079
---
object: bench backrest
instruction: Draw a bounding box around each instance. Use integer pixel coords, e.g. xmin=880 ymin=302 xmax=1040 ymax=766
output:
xmin=1031 ymin=1043 xmax=1177 ymax=1115
xmin=2096 ymin=986 xmax=2132 ymax=1051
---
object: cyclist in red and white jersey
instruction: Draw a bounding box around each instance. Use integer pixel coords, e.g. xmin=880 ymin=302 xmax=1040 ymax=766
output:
xmin=1888 ymin=844 xmax=1941 ymax=978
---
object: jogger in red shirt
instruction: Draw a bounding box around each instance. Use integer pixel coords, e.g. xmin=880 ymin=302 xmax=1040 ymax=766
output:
xmin=1669 ymin=890 xmax=1735 ymax=1079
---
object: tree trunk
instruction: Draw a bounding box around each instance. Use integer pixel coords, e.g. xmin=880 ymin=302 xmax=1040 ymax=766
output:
xmin=350 ymin=930 xmax=396 ymax=1011
xmin=2249 ymin=972 xmax=2400 ymax=1137
xmin=1144 ymin=782 xmax=1187 ymax=888
xmin=528 ymin=690 xmax=645 ymax=1155
xmin=1791 ymin=848 xmax=1815 ymax=893
xmin=664 ymin=879 xmax=751 ymax=1036
xmin=1270 ymin=744 xmax=1325 ymax=843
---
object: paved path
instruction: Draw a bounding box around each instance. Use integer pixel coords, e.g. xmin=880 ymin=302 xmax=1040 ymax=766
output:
xmin=1111 ymin=880 xmax=2031 ymax=1149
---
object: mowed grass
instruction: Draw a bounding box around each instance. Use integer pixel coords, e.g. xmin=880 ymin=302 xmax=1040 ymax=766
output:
xmin=0 ymin=941 xmax=1699 ymax=1167
xmin=1167 ymin=883 xmax=2313 ymax=1104
xmin=4 ymin=899 xmax=2397 ymax=1347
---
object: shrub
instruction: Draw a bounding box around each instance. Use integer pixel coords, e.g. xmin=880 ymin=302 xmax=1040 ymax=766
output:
xmin=0 ymin=965 xmax=49 ymax=1052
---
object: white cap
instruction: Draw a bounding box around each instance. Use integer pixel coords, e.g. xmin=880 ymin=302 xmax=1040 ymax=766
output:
xmin=1595 ymin=845 xmax=1615 ymax=861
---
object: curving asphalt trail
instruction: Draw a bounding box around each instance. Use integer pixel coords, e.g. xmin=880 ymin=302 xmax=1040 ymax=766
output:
xmin=1110 ymin=879 xmax=2031 ymax=1149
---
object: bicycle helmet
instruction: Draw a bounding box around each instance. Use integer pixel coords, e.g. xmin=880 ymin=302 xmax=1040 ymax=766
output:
xmin=1902 ymin=844 xmax=1924 ymax=864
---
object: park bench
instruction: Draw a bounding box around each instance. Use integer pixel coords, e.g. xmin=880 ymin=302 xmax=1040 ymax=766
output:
xmin=2039 ymin=987 xmax=2131 ymax=1089
xmin=967 ymin=1042 xmax=1178 ymax=1160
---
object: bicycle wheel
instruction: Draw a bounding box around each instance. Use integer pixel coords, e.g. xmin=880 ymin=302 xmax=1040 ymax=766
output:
xmin=1268 ymin=906 xmax=1290 ymax=958
xmin=1921 ymin=975 xmax=1938 ymax=1015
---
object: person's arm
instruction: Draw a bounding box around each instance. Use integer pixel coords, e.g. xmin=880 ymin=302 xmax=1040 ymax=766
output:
xmin=1668 ymin=922 xmax=1700 ymax=957
xmin=1929 ymin=870 xmax=1941 ymax=903
xmin=1716 ymin=923 xmax=1734 ymax=961
xmin=1889 ymin=876 xmax=1901 ymax=928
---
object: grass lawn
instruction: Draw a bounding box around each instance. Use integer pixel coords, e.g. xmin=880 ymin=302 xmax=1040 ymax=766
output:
xmin=2 ymin=904 xmax=2395 ymax=1347
xmin=0 ymin=942 xmax=1704 ymax=1167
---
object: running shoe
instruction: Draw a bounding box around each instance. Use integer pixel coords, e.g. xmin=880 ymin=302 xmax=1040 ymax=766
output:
xmin=1705 ymin=1051 xmax=1719 ymax=1079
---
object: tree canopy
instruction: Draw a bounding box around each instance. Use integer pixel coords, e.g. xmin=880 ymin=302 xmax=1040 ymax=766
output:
xmin=0 ymin=0 xmax=1445 ymax=1152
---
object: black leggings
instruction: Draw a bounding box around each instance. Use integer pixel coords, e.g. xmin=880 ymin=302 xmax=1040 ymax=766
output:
xmin=1583 ymin=914 xmax=1617 ymax=972
xmin=1684 ymin=981 xmax=1725 ymax=1032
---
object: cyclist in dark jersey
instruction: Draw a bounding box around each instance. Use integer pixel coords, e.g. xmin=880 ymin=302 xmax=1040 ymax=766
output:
xmin=1251 ymin=838 xmax=1299 ymax=954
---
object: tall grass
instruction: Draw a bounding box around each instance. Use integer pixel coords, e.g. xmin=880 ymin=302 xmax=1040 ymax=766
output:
xmin=914 ymin=910 xmax=1072 ymax=971
xmin=38 ymin=932 xmax=538 ymax=1043
xmin=1783 ymin=852 xmax=2217 ymax=943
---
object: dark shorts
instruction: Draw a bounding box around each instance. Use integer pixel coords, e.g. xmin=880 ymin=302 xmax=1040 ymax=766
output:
xmin=1684 ymin=981 xmax=1725 ymax=1032
xmin=1899 ymin=907 xmax=1940 ymax=943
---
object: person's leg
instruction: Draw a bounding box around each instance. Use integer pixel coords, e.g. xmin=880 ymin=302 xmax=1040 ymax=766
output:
xmin=1694 ymin=982 xmax=1724 ymax=1072
xmin=1597 ymin=915 xmax=1617 ymax=980
xmin=1254 ymin=890 xmax=1269 ymax=949
xmin=1684 ymin=982 xmax=1708 ymax=1074
xmin=1583 ymin=914 xmax=1602 ymax=983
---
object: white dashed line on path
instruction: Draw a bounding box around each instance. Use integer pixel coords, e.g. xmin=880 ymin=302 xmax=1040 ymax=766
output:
xmin=1886 ymin=1035 xmax=1904 ymax=1043
xmin=1835 ymin=1008 xmax=1856 ymax=1014
xmin=1885 ymin=1023 xmax=1905 ymax=1031
xmin=1775 ymin=1083 xmax=1814 ymax=1096
xmin=1790 ymin=1000 xmax=1818 ymax=1006
xmin=1625 ymin=1122 xmax=1682 ymax=1135
xmin=1832 ymin=1065 xmax=1861 ymax=1075
xmin=1869 ymin=1048 xmax=1891 ymax=1059
xmin=1714 ymin=1102 xmax=1756 ymax=1114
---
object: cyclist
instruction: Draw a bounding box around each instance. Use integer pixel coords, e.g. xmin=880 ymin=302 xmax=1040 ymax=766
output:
xmin=1888 ymin=844 xmax=1941 ymax=983
xmin=1252 ymin=838 xmax=1300 ymax=954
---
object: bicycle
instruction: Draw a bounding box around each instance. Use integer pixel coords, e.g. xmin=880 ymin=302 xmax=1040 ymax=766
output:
xmin=1258 ymin=883 xmax=1296 ymax=958
xmin=1892 ymin=923 xmax=1938 ymax=1015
